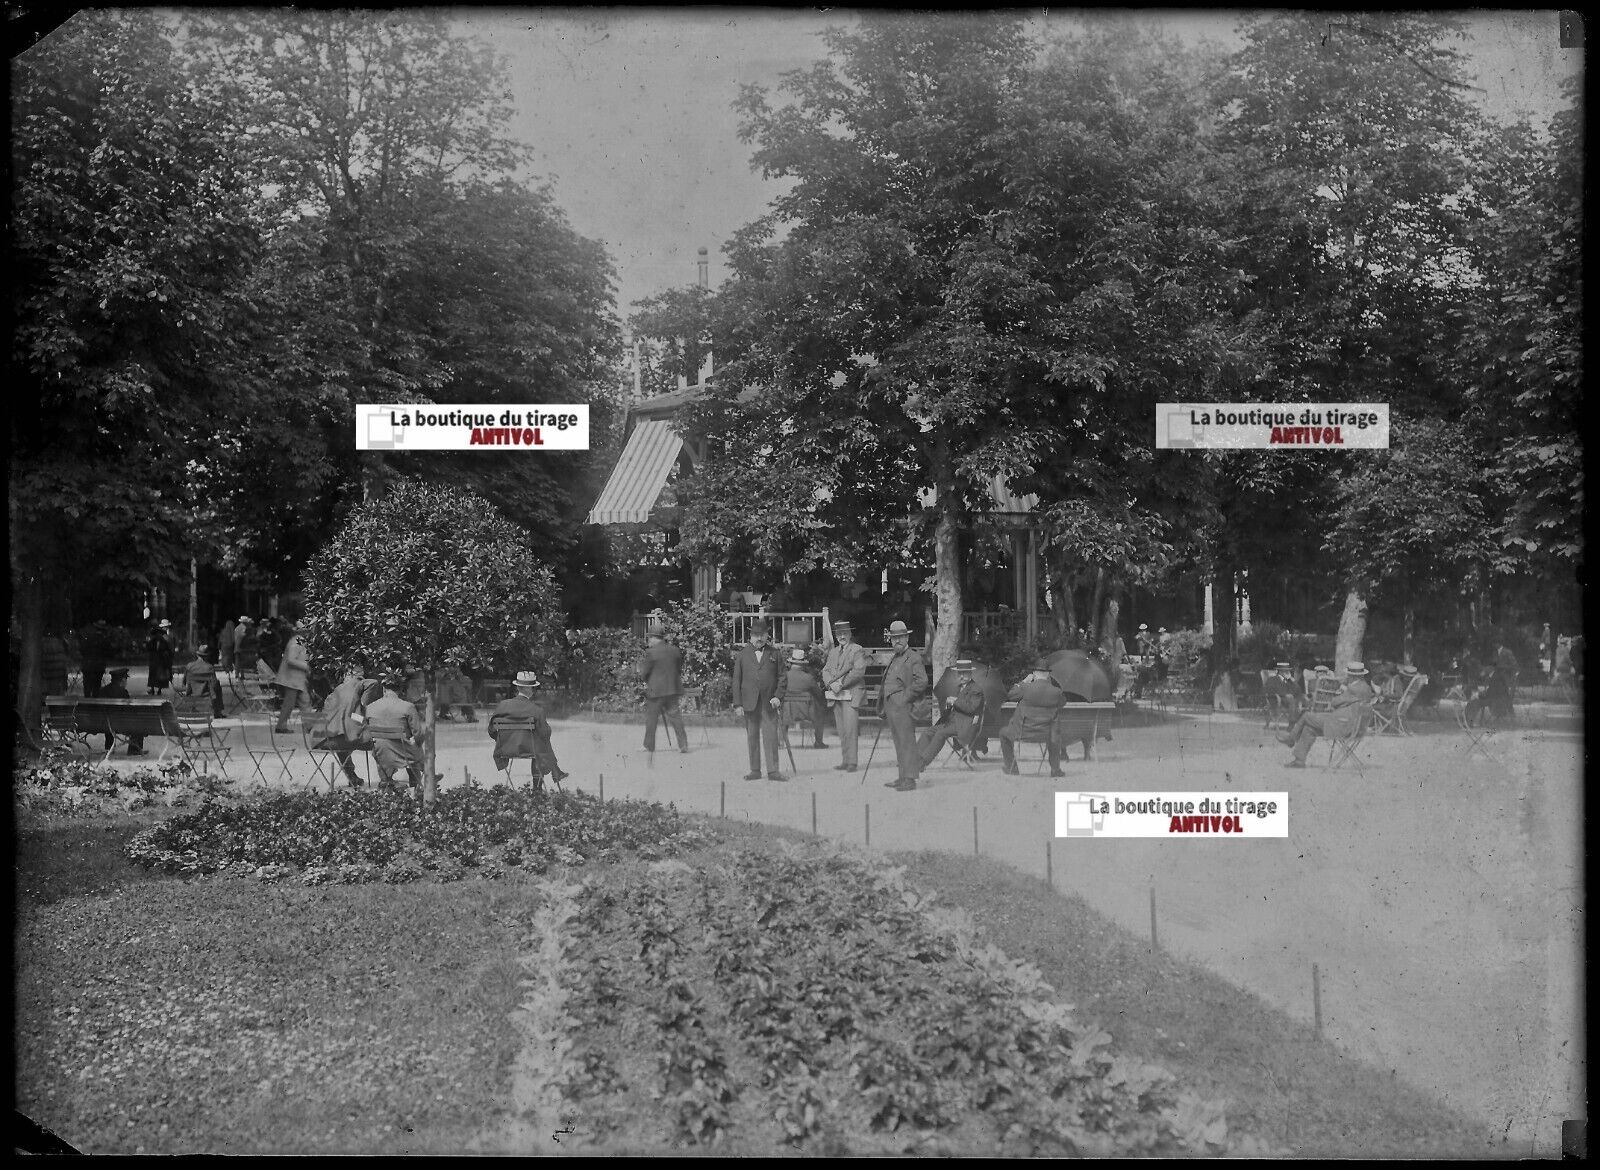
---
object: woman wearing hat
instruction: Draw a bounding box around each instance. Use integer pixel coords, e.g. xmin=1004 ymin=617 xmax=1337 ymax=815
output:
xmin=879 ymin=620 xmax=929 ymax=791
xmin=145 ymin=620 xmax=174 ymax=695
xmin=1277 ymin=662 xmax=1375 ymax=767
xmin=822 ymin=620 xmax=868 ymax=771
xmin=779 ymin=647 xmax=823 ymax=754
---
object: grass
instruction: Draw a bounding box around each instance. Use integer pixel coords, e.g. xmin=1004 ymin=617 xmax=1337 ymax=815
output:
xmin=16 ymin=810 xmax=1487 ymax=1156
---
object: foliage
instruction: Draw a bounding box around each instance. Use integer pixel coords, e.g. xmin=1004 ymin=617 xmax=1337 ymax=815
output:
xmin=14 ymin=753 xmax=237 ymax=817
xmin=125 ymin=786 xmax=719 ymax=881
xmin=560 ymin=838 xmax=1245 ymax=1154
xmin=301 ymin=478 xmax=563 ymax=681
xmin=657 ymin=599 xmax=736 ymax=692
xmin=547 ymin=626 xmax=639 ymax=701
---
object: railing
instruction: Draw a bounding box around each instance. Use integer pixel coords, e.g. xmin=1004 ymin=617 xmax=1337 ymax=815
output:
xmin=728 ymin=610 xmax=831 ymax=647
xmin=962 ymin=610 xmax=1025 ymax=643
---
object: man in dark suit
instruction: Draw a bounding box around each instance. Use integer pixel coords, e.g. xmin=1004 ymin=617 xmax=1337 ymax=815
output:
xmin=880 ymin=619 xmax=929 ymax=791
xmin=732 ymin=622 xmax=786 ymax=781
xmin=917 ymin=657 xmax=986 ymax=769
xmin=488 ymin=670 xmax=568 ymax=789
xmin=999 ymin=659 xmax=1068 ymax=777
xmin=99 ymin=667 xmax=145 ymax=756
xmin=639 ymin=630 xmax=690 ymax=753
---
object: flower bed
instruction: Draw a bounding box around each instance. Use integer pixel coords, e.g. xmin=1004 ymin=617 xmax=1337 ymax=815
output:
xmin=549 ymin=839 xmax=1264 ymax=1155
xmin=124 ymin=786 xmax=719 ymax=884
xmin=15 ymin=753 xmax=237 ymax=817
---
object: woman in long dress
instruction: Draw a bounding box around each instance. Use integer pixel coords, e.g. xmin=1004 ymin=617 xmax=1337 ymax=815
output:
xmin=146 ymin=623 xmax=174 ymax=694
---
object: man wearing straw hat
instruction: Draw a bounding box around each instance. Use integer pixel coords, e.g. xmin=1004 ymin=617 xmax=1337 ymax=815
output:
xmin=488 ymin=670 xmax=568 ymax=788
xmin=879 ymin=619 xmax=928 ymax=792
xmin=822 ymin=619 xmax=868 ymax=772
xmin=732 ymin=620 xmax=786 ymax=781
xmin=917 ymin=657 xmax=986 ymax=769
xmin=780 ymin=646 xmax=823 ymax=756
xmin=1277 ymin=662 xmax=1375 ymax=767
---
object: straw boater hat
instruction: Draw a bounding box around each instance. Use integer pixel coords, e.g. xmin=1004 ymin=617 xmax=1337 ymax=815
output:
xmin=237 ymin=615 xmax=251 ymax=624
xmin=157 ymin=619 xmax=171 ymax=629
xmin=955 ymin=658 xmax=975 ymax=672
xmin=1345 ymin=662 xmax=1368 ymax=676
xmin=886 ymin=620 xmax=911 ymax=638
xmin=514 ymin=670 xmax=541 ymax=689
xmin=1139 ymin=623 xmax=1149 ymax=631
xmin=788 ymin=648 xmax=807 ymax=663
xmin=1398 ymin=664 xmax=1419 ymax=676
xmin=832 ymin=619 xmax=852 ymax=631
xmin=1275 ymin=661 xmax=1291 ymax=669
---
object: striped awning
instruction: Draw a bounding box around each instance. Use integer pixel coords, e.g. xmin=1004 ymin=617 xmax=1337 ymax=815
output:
xmin=586 ymin=419 xmax=684 ymax=525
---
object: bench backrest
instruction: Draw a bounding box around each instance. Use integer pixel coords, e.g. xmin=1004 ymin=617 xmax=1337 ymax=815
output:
xmin=62 ymin=698 xmax=182 ymax=738
xmin=363 ymin=723 xmax=409 ymax=742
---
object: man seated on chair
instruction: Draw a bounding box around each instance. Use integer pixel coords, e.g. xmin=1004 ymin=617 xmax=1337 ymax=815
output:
xmin=1277 ymin=662 xmax=1375 ymax=767
xmin=316 ymin=659 xmax=381 ymax=787
xmin=99 ymin=667 xmax=146 ymax=756
xmin=488 ymin=669 xmax=568 ymax=789
xmin=183 ymin=644 xmax=226 ymax=718
xmin=918 ymin=658 xmax=987 ymax=769
xmin=999 ymin=659 xmax=1068 ymax=777
xmin=365 ymin=671 xmax=425 ymax=793
xmin=779 ymin=647 xmax=823 ymax=752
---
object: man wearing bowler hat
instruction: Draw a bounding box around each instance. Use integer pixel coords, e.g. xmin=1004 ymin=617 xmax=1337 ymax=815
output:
xmin=732 ymin=621 xmax=786 ymax=781
xmin=638 ymin=629 xmax=690 ymax=754
xmin=99 ymin=667 xmax=146 ymax=755
xmin=999 ymin=659 xmax=1068 ymax=777
xmin=880 ymin=619 xmax=929 ymax=791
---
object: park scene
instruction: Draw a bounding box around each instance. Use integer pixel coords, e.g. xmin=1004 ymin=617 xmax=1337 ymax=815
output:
xmin=11 ymin=9 xmax=1583 ymax=1158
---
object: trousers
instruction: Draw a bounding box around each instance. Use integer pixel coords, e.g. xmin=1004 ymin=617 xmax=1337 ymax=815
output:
xmin=884 ymin=696 xmax=919 ymax=782
xmin=644 ymin=694 xmax=688 ymax=751
xmin=833 ymin=701 xmax=860 ymax=767
xmin=743 ymin=706 xmax=780 ymax=774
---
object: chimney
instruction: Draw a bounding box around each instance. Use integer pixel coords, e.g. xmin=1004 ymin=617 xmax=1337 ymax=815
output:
xmin=697 ymin=246 xmax=709 ymax=289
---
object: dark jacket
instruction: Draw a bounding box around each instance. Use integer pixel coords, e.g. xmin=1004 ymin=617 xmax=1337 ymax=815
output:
xmin=937 ymin=678 xmax=986 ymax=738
xmin=880 ymin=647 xmax=929 ymax=709
xmin=731 ymin=644 xmax=785 ymax=711
xmin=1004 ymin=674 xmax=1068 ymax=738
xmin=639 ymin=642 xmax=685 ymax=699
xmin=488 ymin=695 xmax=557 ymax=770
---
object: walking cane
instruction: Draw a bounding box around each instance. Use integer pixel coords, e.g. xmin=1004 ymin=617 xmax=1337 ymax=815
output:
xmin=859 ymin=718 xmax=885 ymax=785
xmin=780 ymin=719 xmax=797 ymax=773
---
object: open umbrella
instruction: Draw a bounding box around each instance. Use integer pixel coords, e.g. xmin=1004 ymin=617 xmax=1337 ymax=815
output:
xmin=1045 ymin=649 xmax=1114 ymax=703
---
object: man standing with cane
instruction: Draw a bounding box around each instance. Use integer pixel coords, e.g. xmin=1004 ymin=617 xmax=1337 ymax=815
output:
xmin=880 ymin=619 xmax=928 ymax=792
xmin=823 ymin=619 xmax=867 ymax=773
xmin=732 ymin=620 xmax=786 ymax=782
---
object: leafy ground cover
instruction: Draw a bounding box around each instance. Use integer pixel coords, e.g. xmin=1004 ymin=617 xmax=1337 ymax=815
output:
xmin=16 ymin=753 xmax=239 ymax=818
xmin=16 ymin=795 xmax=1486 ymax=1156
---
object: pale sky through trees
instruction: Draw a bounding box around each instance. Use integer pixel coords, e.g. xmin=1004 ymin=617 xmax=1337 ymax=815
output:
xmin=455 ymin=7 xmax=1583 ymax=318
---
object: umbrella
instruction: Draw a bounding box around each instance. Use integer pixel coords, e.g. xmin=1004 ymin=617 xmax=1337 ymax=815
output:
xmin=1045 ymin=649 xmax=1114 ymax=703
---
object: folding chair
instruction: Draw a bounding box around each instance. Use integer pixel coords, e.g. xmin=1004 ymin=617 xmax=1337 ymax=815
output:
xmin=299 ymin=711 xmax=345 ymax=791
xmin=1455 ymin=703 xmax=1500 ymax=762
xmin=1372 ymin=674 xmax=1423 ymax=736
xmin=169 ymin=696 xmax=232 ymax=776
xmin=1311 ymin=677 xmax=1342 ymax=712
xmin=488 ymin=718 xmax=561 ymax=792
xmin=38 ymin=699 xmax=91 ymax=757
xmin=1324 ymin=704 xmax=1373 ymax=775
xmin=238 ymin=718 xmax=297 ymax=787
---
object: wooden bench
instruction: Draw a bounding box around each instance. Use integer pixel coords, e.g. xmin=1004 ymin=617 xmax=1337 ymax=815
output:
xmin=46 ymin=696 xmax=231 ymax=773
xmin=999 ymin=700 xmax=1117 ymax=766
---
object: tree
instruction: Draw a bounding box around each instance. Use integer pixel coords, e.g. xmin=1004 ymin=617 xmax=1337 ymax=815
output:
xmin=1218 ymin=12 xmax=1490 ymax=667
xmin=10 ymin=10 xmax=265 ymax=726
xmin=184 ymin=11 xmax=623 ymax=572
xmin=300 ymin=479 xmax=563 ymax=806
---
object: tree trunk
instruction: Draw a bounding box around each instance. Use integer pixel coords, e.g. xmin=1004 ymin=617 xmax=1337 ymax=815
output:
xmin=422 ymin=677 xmax=438 ymax=811
xmin=1403 ymin=606 xmax=1415 ymax=668
xmin=1334 ymin=585 xmax=1369 ymax=678
xmin=1048 ymin=570 xmax=1076 ymax=639
xmin=15 ymin=571 xmax=45 ymax=742
xmin=931 ymin=504 xmax=962 ymax=685
xmin=361 ymin=453 xmax=389 ymax=503
xmin=1087 ymin=568 xmax=1106 ymax=648
xmin=1211 ymin=560 xmax=1235 ymax=664
xmin=1100 ymin=590 xmax=1122 ymax=659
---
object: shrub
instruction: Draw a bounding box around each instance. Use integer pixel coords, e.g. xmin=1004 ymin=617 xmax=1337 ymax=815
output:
xmin=658 ymin=599 xmax=735 ymax=692
xmin=550 ymin=626 xmax=639 ymax=701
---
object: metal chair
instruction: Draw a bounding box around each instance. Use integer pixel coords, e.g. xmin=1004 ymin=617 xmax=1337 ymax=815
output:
xmin=1454 ymin=702 xmax=1501 ymax=762
xmin=1324 ymin=703 xmax=1374 ymax=775
xmin=1372 ymin=673 xmax=1424 ymax=736
xmin=488 ymin=717 xmax=560 ymax=791
xmin=238 ymin=718 xmax=297 ymax=787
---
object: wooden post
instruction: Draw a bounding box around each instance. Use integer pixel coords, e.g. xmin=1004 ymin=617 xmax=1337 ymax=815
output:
xmin=599 ymin=773 xmax=604 ymax=802
xmin=720 ymin=780 xmax=726 ymax=818
xmin=1045 ymin=838 xmax=1053 ymax=888
xmin=1149 ymin=886 xmax=1159 ymax=951
xmin=1312 ymin=963 xmax=1323 ymax=1040
xmin=865 ymin=803 xmax=871 ymax=847
xmin=973 ymin=806 xmax=979 ymax=855
xmin=811 ymin=791 xmax=817 ymax=835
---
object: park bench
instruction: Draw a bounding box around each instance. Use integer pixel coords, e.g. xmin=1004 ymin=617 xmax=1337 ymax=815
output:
xmin=48 ymin=696 xmax=231 ymax=773
xmin=999 ymin=700 xmax=1118 ymax=769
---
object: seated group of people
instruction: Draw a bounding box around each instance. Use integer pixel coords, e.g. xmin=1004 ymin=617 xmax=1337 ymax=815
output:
xmin=311 ymin=661 xmax=566 ymax=794
xmin=906 ymin=656 xmax=1083 ymax=780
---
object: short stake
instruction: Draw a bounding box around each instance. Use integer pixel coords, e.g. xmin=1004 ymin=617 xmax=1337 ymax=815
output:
xmin=599 ymin=773 xmax=604 ymax=802
xmin=973 ymin=806 xmax=979 ymax=856
xmin=1149 ymin=886 xmax=1159 ymax=951
xmin=865 ymin=803 xmax=870 ymax=847
xmin=1313 ymin=963 xmax=1323 ymax=1041
xmin=720 ymin=780 xmax=726 ymax=819
xmin=811 ymin=791 xmax=817 ymax=836
xmin=1045 ymin=838 xmax=1053 ymax=888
